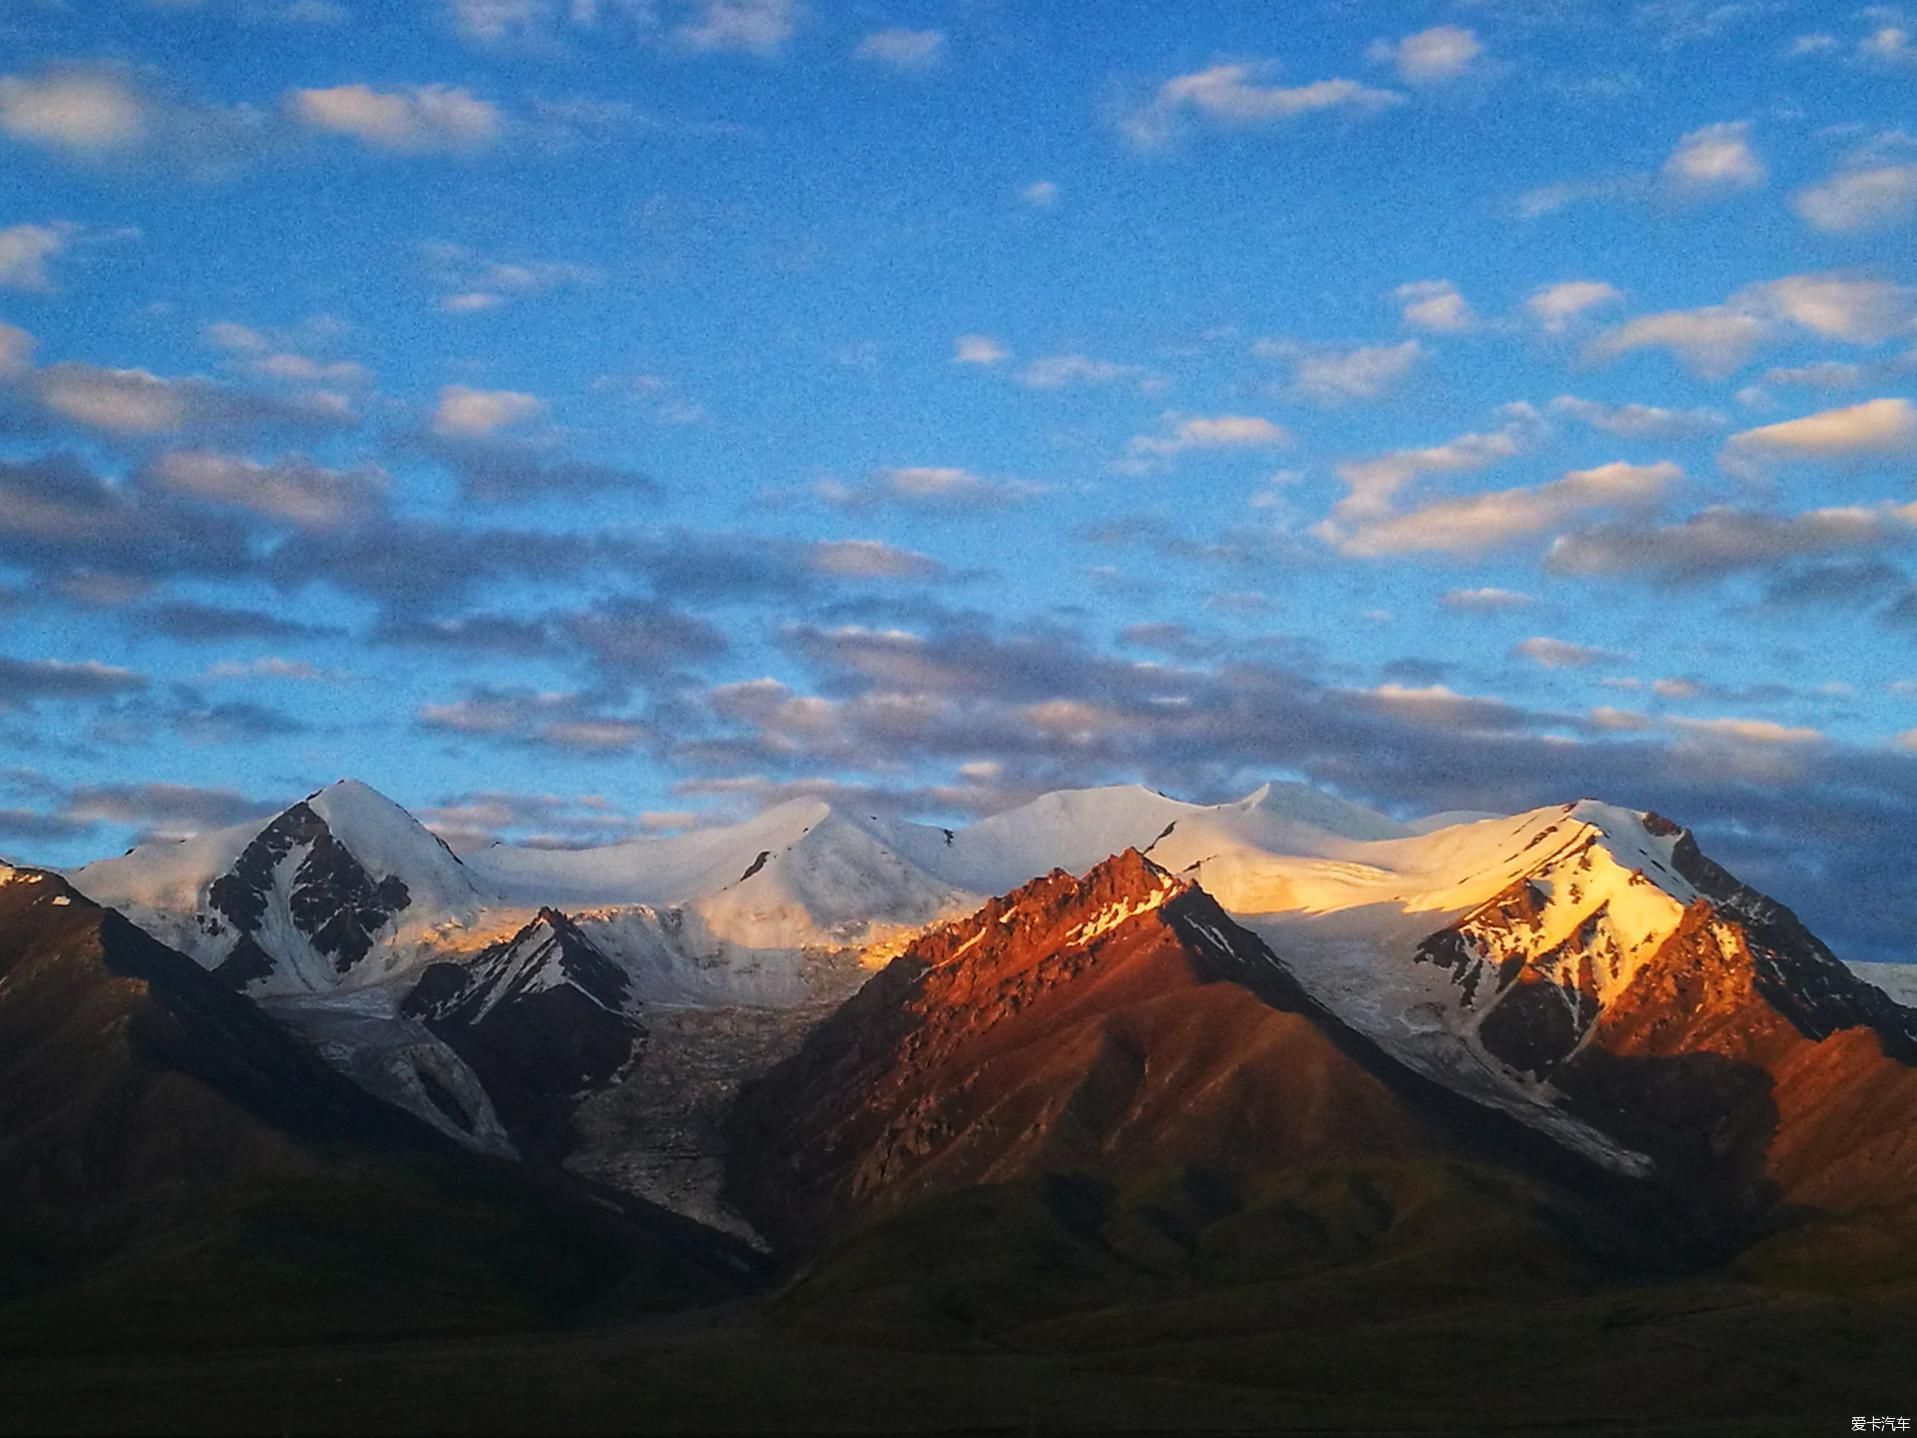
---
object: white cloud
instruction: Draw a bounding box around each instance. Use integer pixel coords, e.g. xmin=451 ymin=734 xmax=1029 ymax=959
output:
xmin=1365 ymin=25 xmax=1484 ymax=84
xmin=1763 ymin=360 xmax=1867 ymax=390
xmin=853 ymin=28 xmax=945 ymax=70
xmin=1662 ymin=120 xmax=1766 ymax=193
xmin=1545 ymin=503 xmax=1917 ymax=580
xmin=1257 ymin=338 xmax=1423 ymax=404
xmin=806 ymin=538 xmax=942 ymax=579
xmin=1327 ymin=460 xmax=1680 ymax=558
xmin=1671 ymin=716 xmax=1824 ymax=746
xmin=1588 ymin=273 xmax=1917 ymax=377
xmin=1393 ymin=280 xmax=1474 ymax=333
xmin=36 ymin=365 xmax=189 ymax=433
xmin=422 ymin=241 xmax=599 ymax=312
xmin=1860 ymin=25 xmax=1917 ymax=66
xmin=1020 ymin=180 xmax=1058 ymax=208
xmin=1121 ymin=63 xmax=1402 ymax=148
xmin=1585 ymin=304 xmax=1767 ymax=377
xmin=1514 ymin=636 xmax=1622 ymax=669
xmin=0 ymin=222 xmax=69 ymax=291
xmin=0 ymin=320 xmax=35 ymax=379
xmin=1513 ymin=175 xmax=1646 ymax=221
xmin=290 ymin=84 xmax=503 ymax=152
xmin=674 ymin=0 xmax=797 ymax=55
xmin=1723 ymin=397 xmax=1917 ymax=466
xmin=1787 ymin=32 xmax=1839 ymax=56
xmin=149 ymin=449 xmax=387 ymax=529
xmin=1017 ymin=353 xmax=1157 ymax=391
xmin=821 ymin=466 xmax=1043 ymax=510
xmin=1127 ymin=414 xmax=1289 ymax=461
xmin=953 ymin=334 xmax=1008 ymax=366
xmin=431 ymin=384 xmax=544 ymax=436
xmin=0 ymin=70 xmax=147 ymax=154
xmin=1325 ymin=410 xmax=1539 ymax=526
xmin=1755 ymin=274 xmax=1914 ymax=343
xmin=1440 ymin=587 xmax=1533 ymax=612
xmin=1525 ymin=280 xmax=1624 ymax=333
xmin=1795 ymin=162 xmax=1917 ymax=233
xmin=1549 ymin=395 xmax=1727 ymax=439
xmin=446 ymin=0 xmax=554 ymax=41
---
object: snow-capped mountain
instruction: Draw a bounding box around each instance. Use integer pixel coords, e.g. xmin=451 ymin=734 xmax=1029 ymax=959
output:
xmin=49 ymin=774 xmax=1917 ymax=1237
xmin=70 ymin=779 xmax=487 ymax=994
xmin=401 ymin=908 xmax=644 ymax=1155
xmin=67 ymin=783 xmax=975 ymax=1009
xmin=727 ymin=849 xmax=1463 ymax=1251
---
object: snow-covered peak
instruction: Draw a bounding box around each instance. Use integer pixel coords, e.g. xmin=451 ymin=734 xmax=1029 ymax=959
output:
xmin=67 ymin=779 xmax=486 ymax=995
xmin=305 ymin=780 xmax=482 ymax=908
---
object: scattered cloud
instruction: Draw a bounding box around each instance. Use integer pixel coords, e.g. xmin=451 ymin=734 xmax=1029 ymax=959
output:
xmin=290 ymin=83 xmax=503 ymax=153
xmin=1512 ymin=174 xmax=1646 ymax=221
xmin=1550 ymin=394 xmax=1727 ymax=439
xmin=0 ymin=69 xmax=147 ymax=154
xmin=0 ymin=656 xmax=147 ymax=710
xmin=1365 ymin=26 xmax=1484 ymax=84
xmin=1120 ymin=62 xmax=1402 ymax=149
xmin=1795 ymin=161 xmax=1917 ymax=233
xmin=1546 ymin=504 xmax=1917 ymax=581
xmin=146 ymin=449 xmax=388 ymax=529
xmin=1256 ymin=338 xmax=1423 ymax=404
xmin=817 ymin=466 xmax=1043 ymax=511
xmin=430 ymin=384 xmax=544 ymax=436
xmin=806 ymin=538 xmax=946 ymax=580
xmin=423 ymin=240 xmax=599 ymax=312
xmin=1671 ymin=715 xmax=1824 ymax=746
xmin=673 ymin=0 xmax=798 ymax=55
xmin=27 ymin=361 xmax=353 ymax=437
xmin=1514 ymin=635 xmax=1624 ymax=669
xmin=1662 ymin=120 xmax=1766 ymax=194
xmin=0 ymin=320 xmax=32 ymax=379
xmin=1525 ymin=280 xmax=1625 ymax=333
xmin=1327 ymin=460 xmax=1680 ymax=559
xmin=953 ymin=333 xmax=1008 ymax=366
xmin=1441 ymin=587 xmax=1534 ymax=612
xmin=852 ymin=28 xmax=946 ymax=71
xmin=1393 ymin=280 xmax=1475 ymax=334
xmin=1016 ymin=353 xmax=1160 ymax=392
xmin=0 ymin=222 xmax=70 ymax=291
xmin=1325 ymin=407 xmax=1540 ymax=528
xmin=420 ymin=685 xmax=655 ymax=753
xmin=1722 ymin=397 xmax=1917 ymax=469
xmin=1126 ymin=414 xmax=1289 ymax=463
xmin=1020 ymin=180 xmax=1059 ymax=208
xmin=1585 ymin=273 xmax=1915 ymax=377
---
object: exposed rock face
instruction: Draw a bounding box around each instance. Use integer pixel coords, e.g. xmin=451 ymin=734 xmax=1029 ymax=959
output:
xmin=1404 ymin=811 xmax=1917 ymax=1227
xmin=403 ymin=908 xmax=644 ymax=1157
xmin=207 ymin=802 xmax=413 ymax=986
xmin=726 ymin=851 xmax=1448 ymax=1253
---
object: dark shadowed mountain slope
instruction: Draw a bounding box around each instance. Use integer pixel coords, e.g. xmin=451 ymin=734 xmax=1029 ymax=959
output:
xmin=0 ymin=863 xmax=759 ymax=1353
xmin=403 ymin=907 xmax=645 ymax=1158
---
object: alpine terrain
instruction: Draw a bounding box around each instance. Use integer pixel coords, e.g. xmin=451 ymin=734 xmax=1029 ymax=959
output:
xmin=4 ymin=777 xmax=1915 ymax=1430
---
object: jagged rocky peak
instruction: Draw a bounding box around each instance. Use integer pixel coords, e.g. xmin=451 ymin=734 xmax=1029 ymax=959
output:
xmin=401 ymin=905 xmax=642 ymax=1158
xmin=207 ymin=797 xmax=415 ymax=985
xmin=404 ymin=905 xmax=632 ymax=1025
xmin=1411 ymin=799 xmax=1917 ymax=1084
xmin=919 ymin=846 xmax=1185 ymax=962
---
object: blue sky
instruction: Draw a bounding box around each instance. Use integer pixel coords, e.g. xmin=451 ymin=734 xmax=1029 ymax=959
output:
xmin=3 ymin=0 xmax=1917 ymax=959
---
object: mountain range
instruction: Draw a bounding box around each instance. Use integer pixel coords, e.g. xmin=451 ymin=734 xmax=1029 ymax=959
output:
xmin=5 ymin=776 xmax=1917 ymax=1426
